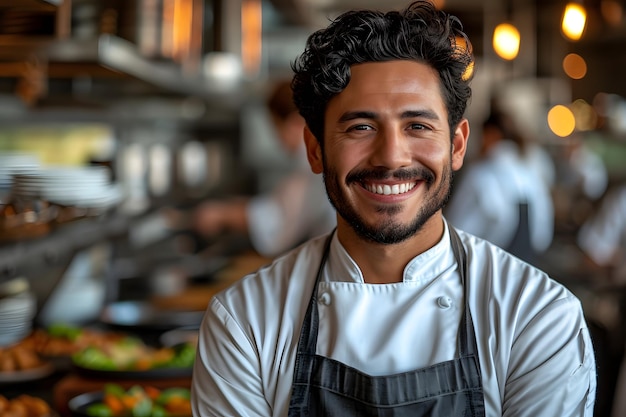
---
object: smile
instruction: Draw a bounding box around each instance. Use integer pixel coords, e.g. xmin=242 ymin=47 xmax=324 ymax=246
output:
xmin=364 ymin=182 xmax=417 ymax=195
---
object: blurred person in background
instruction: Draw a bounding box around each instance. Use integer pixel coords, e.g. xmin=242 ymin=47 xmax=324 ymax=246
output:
xmin=577 ymin=184 xmax=626 ymax=417
xmin=558 ymin=136 xmax=608 ymax=202
xmin=445 ymin=109 xmax=555 ymax=265
xmin=578 ymin=184 xmax=626 ymax=278
xmin=187 ymin=80 xmax=336 ymax=258
xmin=551 ymin=135 xmax=609 ymax=233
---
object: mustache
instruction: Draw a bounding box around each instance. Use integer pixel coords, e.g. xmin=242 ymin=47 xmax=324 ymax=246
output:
xmin=346 ymin=166 xmax=435 ymax=186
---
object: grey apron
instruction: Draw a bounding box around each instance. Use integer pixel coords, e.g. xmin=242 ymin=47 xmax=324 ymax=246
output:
xmin=505 ymin=202 xmax=536 ymax=265
xmin=288 ymin=228 xmax=485 ymax=416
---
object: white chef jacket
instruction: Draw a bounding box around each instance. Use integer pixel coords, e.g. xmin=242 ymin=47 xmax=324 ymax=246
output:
xmin=445 ymin=140 xmax=554 ymax=254
xmin=191 ymin=220 xmax=596 ymax=417
xmin=246 ymin=149 xmax=336 ymax=258
xmin=568 ymin=144 xmax=609 ymax=201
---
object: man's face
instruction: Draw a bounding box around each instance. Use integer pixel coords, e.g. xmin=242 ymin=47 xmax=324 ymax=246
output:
xmin=304 ymin=60 xmax=468 ymax=244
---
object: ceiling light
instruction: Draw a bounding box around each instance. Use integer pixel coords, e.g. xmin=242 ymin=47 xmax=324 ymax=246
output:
xmin=561 ymin=2 xmax=587 ymax=41
xmin=493 ymin=23 xmax=520 ymax=60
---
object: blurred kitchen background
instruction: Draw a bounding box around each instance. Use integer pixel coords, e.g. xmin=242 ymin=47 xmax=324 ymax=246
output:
xmin=1 ymin=0 xmax=626 ymax=415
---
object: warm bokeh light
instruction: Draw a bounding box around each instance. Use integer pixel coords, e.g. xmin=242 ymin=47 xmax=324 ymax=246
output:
xmin=493 ymin=23 xmax=521 ymax=60
xmin=241 ymin=0 xmax=262 ymax=76
xmin=548 ymin=105 xmax=576 ymax=137
xmin=571 ymin=99 xmax=598 ymax=131
xmin=463 ymin=60 xmax=474 ymax=81
xmin=562 ymin=3 xmax=587 ymax=41
xmin=172 ymin=0 xmax=193 ymax=62
xmin=562 ymin=53 xmax=587 ymax=79
xmin=454 ymin=36 xmax=474 ymax=80
xmin=454 ymin=36 xmax=470 ymax=53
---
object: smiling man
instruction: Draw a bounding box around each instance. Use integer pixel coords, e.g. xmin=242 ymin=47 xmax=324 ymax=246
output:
xmin=191 ymin=2 xmax=596 ymax=416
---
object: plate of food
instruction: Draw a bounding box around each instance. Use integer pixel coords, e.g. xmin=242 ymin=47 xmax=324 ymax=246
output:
xmin=0 ymin=338 xmax=55 ymax=384
xmin=25 ymin=323 xmax=129 ymax=371
xmin=0 ymin=394 xmax=57 ymax=417
xmin=0 ymin=362 xmax=55 ymax=384
xmin=69 ymin=384 xmax=191 ymax=417
xmin=71 ymin=336 xmax=196 ymax=379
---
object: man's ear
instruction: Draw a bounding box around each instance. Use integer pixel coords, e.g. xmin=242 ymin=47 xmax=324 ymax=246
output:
xmin=451 ymin=118 xmax=470 ymax=171
xmin=304 ymin=126 xmax=323 ymax=174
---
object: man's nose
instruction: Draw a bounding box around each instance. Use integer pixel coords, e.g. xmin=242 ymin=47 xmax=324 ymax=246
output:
xmin=369 ymin=127 xmax=412 ymax=169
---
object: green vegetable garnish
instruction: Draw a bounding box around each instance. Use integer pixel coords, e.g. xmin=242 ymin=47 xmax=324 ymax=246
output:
xmin=163 ymin=343 xmax=196 ymax=368
xmin=132 ymin=397 xmax=153 ymax=417
xmin=118 ymin=337 xmax=144 ymax=347
xmin=86 ymin=403 xmax=114 ymax=417
xmin=103 ymin=383 xmax=126 ymax=397
xmin=156 ymin=388 xmax=190 ymax=404
xmin=72 ymin=347 xmax=117 ymax=370
xmin=151 ymin=405 xmax=168 ymax=417
xmin=48 ymin=322 xmax=82 ymax=340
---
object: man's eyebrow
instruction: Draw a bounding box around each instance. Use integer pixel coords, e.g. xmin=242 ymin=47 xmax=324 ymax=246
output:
xmin=401 ymin=109 xmax=440 ymax=120
xmin=337 ymin=109 xmax=441 ymax=123
xmin=338 ymin=111 xmax=376 ymax=123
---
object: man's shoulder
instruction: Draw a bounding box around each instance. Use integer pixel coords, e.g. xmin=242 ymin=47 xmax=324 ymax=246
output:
xmin=457 ymin=228 xmax=544 ymax=270
xmin=456 ymin=227 xmax=579 ymax=311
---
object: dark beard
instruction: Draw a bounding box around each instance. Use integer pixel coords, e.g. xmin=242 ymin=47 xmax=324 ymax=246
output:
xmin=322 ymin=159 xmax=453 ymax=245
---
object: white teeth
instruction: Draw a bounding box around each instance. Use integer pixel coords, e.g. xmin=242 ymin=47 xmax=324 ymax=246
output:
xmin=366 ymin=182 xmax=415 ymax=195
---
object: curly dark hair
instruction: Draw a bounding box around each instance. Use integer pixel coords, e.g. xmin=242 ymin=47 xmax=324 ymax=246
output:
xmin=291 ymin=0 xmax=474 ymax=146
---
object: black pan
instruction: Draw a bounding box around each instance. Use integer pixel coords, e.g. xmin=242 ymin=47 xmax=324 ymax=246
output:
xmin=68 ymin=391 xmax=104 ymax=417
xmin=71 ymin=363 xmax=192 ymax=380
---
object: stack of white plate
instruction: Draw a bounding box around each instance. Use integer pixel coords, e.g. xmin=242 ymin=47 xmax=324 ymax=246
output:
xmin=12 ymin=165 xmax=123 ymax=210
xmin=0 ymin=152 xmax=40 ymax=202
xmin=0 ymin=286 xmax=36 ymax=347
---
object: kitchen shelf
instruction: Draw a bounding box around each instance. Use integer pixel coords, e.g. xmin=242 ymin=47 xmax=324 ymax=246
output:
xmin=42 ymin=34 xmax=246 ymax=103
xmin=0 ymin=0 xmax=71 ymax=41
xmin=0 ymin=33 xmax=247 ymax=112
xmin=0 ymin=213 xmax=130 ymax=283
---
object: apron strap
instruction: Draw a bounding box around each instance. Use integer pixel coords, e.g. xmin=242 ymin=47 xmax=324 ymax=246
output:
xmin=298 ymin=230 xmax=333 ymax=356
xmin=449 ymin=226 xmax=478 ymax=357
xmin=289 ymin=231 xmax=334 ymax=412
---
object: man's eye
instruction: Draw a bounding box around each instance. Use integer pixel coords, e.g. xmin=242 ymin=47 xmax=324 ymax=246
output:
xmin=349 ymin=124 xmax=373 ymax=131
xmin=409 ymin=123 xmax=428 ymax=130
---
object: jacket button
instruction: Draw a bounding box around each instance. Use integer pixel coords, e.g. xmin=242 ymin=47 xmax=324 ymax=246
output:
xmin=318 ymin=292 xmax=331 ymax=306
xmin=437 ymin=296 xmax=452 ymax=309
